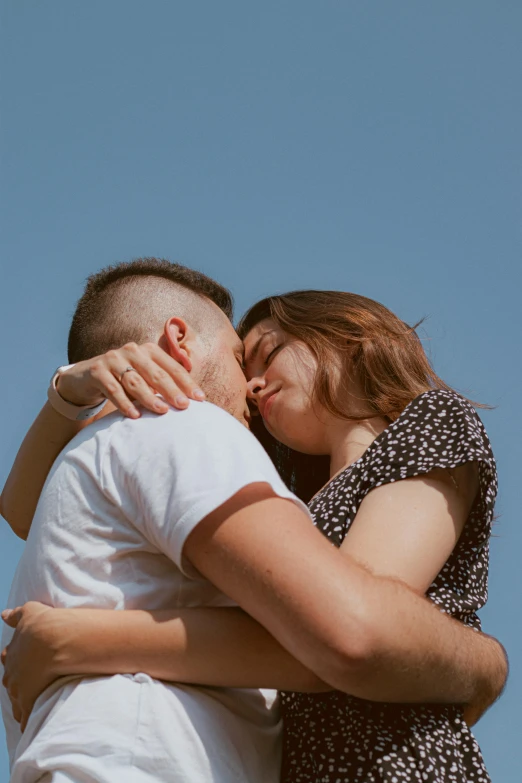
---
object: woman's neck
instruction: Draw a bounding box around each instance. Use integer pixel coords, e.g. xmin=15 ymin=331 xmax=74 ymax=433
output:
xmin=326 ymin=416 xmax=389 ymax=478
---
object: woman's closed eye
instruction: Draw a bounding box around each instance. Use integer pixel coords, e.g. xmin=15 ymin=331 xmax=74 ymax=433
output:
xmin=264 ymin=344 xmax=283 ymax=366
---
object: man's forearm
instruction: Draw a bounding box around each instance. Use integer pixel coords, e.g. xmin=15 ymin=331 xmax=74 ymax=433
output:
xmin=331 ymin=572 xmax=507 ymax=717
xmin=0 ymin=403 xmax=85 ymax=539
xmin=181 ymin=491 xmax=507 ymax=720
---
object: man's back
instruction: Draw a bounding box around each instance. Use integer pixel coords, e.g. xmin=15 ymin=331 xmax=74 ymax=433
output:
xmin=2 ymin=402 xmax=300 ymax=782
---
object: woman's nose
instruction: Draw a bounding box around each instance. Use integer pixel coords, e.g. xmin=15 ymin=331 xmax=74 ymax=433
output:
xmin=246 ymin=376 xmax=266 ymax=399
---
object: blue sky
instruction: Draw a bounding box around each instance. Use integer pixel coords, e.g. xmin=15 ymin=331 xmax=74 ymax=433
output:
xmin=0 ymin=2 xmax=520 ymax=780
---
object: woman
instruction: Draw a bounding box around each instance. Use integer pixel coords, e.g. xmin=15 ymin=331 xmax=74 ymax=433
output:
xmin=238 ymin=292 xmax=497 ymax=782
xmin=2 ymin=290 xmax=498 ymax=782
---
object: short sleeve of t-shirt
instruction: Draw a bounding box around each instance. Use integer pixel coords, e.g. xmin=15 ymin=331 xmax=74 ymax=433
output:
xmin=358 ymin=389 xmax=497 ymax=519
xmin=101 ymin=401 xmax=309 ymax=575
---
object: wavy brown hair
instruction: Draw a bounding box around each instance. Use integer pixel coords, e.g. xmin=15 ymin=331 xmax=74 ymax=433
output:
xmin=238 ymin=290 xmax=485 ymax=501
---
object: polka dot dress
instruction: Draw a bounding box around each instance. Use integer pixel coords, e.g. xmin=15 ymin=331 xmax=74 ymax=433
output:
xmin=281 ymin=390 xmax=497 ymax=783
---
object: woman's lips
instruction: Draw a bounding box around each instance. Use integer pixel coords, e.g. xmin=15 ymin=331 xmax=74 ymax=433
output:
xmin=259 ymin=390 xmax=279 ymax=420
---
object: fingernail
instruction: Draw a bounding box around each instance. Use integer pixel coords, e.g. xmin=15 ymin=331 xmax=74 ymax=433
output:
xmin=175 ymin=395 xmax=189 ymax=408
xmin=193 ymin=389 xmax=205 ymax=400
xmin=1 ymin=610 xmax=10 ymax=620
xmin=129 ymin=407 xmax=140 ymax=419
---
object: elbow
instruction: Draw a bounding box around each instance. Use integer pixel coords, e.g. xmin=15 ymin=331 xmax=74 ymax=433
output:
xmin=325 ymin=635 xmax=377 ymax=695
xmin=10 ymin=520 xmax=29 ymax=541
xmin=0 ymin=492 xmax=29 ymax=541
xmin=311 ymin=615 xmax=380 ymax=695
xmin=13 ymin=526 xmax=29 ymax=542
xmin=297 ymin=570 xmax=394 ymax=695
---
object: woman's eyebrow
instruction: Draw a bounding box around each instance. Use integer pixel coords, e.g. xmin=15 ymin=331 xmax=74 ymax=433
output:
xmin=245 ymin=330 xmax=277 ymax=364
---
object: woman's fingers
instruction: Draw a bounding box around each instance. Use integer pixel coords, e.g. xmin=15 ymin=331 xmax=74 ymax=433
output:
xmin=89 ymin=366 xmax=144 ymax=419
xmin=1 ymin=649 xmax=9 ymax=687
xmin=119 ymin=367 xmax=172 ymax=413
xmin=59 ymin=342 xmax=206 ymax=418
xmin=3 ymin=666 xmax=21 ymax=722
xmin=124 ymin=343 xmax=206 ymax=405
xmin=1 ymin=607 xmax=23 ymax=628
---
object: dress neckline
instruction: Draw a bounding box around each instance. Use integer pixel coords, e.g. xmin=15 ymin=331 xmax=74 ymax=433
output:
xmin=309 ymin=389 xmax=444 ymax=504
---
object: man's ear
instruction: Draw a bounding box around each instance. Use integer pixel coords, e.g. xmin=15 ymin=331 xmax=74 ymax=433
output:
xmin=163 ymin=317 xmax=193 ymax=373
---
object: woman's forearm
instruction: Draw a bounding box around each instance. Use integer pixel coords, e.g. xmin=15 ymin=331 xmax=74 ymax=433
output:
xmin=0 ymin=345 xmax=206 ymax=541
xmin=54 ymin=606 xmax=331 ymax=692
xmin=0 ymin=403 xmax=86 ymax=539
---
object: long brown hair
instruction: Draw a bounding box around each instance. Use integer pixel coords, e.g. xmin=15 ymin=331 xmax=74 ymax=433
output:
xmin=238 ymin=289 xmax=485 ymax=501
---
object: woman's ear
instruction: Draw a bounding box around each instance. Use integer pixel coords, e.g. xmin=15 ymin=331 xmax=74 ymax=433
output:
xmin=163 ymin=317 xmax=193 ymax=373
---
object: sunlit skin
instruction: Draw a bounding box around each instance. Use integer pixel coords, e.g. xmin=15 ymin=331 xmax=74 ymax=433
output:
xmin=0 ymin=310 xmax=505 ymax=741
xmin=195 ymin=317 xmax=251 ymax=427
xmin=165 ymin=305 xmax=251 ymax=428
xmin=243 ymin=318 xmax=389 ymax=477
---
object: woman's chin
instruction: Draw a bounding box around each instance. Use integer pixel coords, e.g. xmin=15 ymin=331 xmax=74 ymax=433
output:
xmin=265 ymin=421 xmax=322 ymax=455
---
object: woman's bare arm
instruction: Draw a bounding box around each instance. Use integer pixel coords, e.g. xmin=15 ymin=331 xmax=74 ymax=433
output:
xmin=338 ymin=463 xmax=478 ymax=593
xmin=54 ymin=606 xmax=329 ymax=691
xmin=0 ymin=403 xmax=87 ymax=539
xmin=0 ymin=344 xmax=203 ymax=539
xmin=2 ymin=466 xmax=505 ymax=729
xmin=2 ymin=603 xmax=330 ymax=729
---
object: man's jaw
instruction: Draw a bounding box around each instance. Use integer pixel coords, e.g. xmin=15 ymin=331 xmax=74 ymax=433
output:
xmin=197 ymin=364 xmax=250 ymax=426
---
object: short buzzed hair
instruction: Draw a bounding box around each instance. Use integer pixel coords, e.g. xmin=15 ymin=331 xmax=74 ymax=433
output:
xmin=68 ymin=258 xmax=234 ymax=362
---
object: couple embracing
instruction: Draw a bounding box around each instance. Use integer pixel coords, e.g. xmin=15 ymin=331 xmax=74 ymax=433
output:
xmin=0 ymin=257 xmax=506 ymax=782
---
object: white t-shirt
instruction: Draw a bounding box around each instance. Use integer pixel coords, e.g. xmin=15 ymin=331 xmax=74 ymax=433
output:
xmin=1 ymin=401 xmax=309 ymax=783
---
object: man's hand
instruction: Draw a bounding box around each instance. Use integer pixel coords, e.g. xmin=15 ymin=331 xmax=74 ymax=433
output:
xmin=1 ymin=602 xmax=66 ymax=731
xmin=461 ymin=634 xmax=508 ymax=727
xmin=57 ymin=342 xmax=205 ymax=419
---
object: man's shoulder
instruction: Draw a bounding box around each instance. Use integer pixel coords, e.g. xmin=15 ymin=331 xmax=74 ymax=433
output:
xmin=136 ymin=400 xmax=246 ymax=434
xmin=83 ymin=399 xmax=236 ymax=433
xmin=56 ymin=403 xmax=263 ymax=488
xmin=103 ymin=400 xmax=254 ymax=454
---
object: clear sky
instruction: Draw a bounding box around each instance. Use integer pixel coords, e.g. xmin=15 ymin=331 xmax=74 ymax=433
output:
xmin=0 ymin=2 xmax=520 ymax=780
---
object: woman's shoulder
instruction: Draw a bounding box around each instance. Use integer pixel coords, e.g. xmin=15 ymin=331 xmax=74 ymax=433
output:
xmin=385 ymin=389 xmax=490 ymax=447
xmin=359 ymin=388 xmax=496 ymax=488
xmin=400 ymin=388 xmax=482 ymax=423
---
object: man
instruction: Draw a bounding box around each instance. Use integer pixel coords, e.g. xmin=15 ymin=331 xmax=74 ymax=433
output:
xmin=0 ymin=258 xmax=507 ymax=782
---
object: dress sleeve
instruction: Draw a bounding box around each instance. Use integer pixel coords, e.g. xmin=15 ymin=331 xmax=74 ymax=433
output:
xmin=359 ymin=389 xmax=498 ymax=519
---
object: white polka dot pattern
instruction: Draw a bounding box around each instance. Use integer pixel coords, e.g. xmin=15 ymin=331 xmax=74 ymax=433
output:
xmin=281 ymin=390 xmax=497 ymax=782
